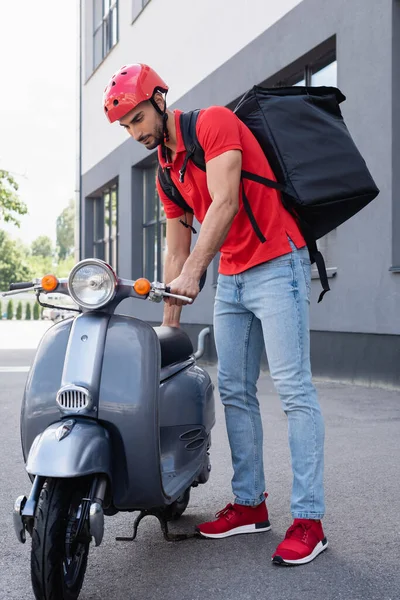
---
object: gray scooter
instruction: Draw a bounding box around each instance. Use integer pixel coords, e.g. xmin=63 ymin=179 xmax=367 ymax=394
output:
xmin=4 ymin=258 xmax=215 ymax=600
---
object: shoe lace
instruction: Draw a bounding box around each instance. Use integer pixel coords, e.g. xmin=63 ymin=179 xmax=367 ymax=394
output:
xmin=215 ymin=503 xmax=237 ymax=520
xmin=285 ymin=521 xmax=311 ymax=543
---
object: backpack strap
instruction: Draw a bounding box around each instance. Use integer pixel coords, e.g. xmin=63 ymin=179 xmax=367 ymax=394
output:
xmin=157 ymin=165 xmax=197 ymax=233
xmin=178 ymin=110 xmax=206 ymax=182
xmin=179 ymin=111 xmax=266 ymax=242
xmin=294 ymin=216 xmax=330 ymax=303
xmin=241 ymin=170 xmax=284 ymax=192
xmin=242 ymin=170 xmax=330 ymax=301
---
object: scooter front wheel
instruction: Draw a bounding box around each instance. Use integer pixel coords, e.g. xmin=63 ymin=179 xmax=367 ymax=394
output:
xmin=31 ymin=477 xmax=92 ymax=600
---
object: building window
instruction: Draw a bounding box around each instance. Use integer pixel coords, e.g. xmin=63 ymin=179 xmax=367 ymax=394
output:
xmin=292 ymin=59 xmax=337 ymax=87
xmin=132 ymin=0 xmax=151 ymax=23
xmin=143 ymin=167 xmax=166 ymax=282
xmin=93 ymin=0 xmax=118 ymax=70
xmin=93 ymin=183 xmax=119 ymax=271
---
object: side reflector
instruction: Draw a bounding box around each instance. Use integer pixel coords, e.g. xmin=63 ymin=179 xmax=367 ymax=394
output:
xmin=133 ymin=278 xmax=151 ymax=296
xmin=41 ymin=274 xmax=59 ymax=292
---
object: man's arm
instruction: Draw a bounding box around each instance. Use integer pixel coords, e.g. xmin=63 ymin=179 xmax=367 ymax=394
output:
xmin=167 ymin=149 xmax=242 ymax=305
xmin=162 ymin=214 xmax=193 ymax=326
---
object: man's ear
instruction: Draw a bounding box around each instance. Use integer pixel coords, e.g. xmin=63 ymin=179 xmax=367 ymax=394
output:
xmin=153 ymin=91 xmax=166 ymax=112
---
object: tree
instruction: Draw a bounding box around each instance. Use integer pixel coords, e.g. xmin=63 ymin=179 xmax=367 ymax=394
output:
xmin=26 ymin=254 xmax=53 ymax=279
xmin=31 ymin=235 xmax=54 ymax=259
xmin=7 ymin=300 xmax=13 ymax=319
xmin=26 ymin=303 xmax=32 ymax=320
xmin=26 ymin=236 xmax=55 ymax=278
xmin=56 ymin=199 xmax=75 ymax=260
xmin=16 ymin=301 xmax=22 ymax=320
xmin=33 ymin=302 xmax=40 ymax=320
xmin=0 ymin=230 xmax=31 ymax=292
xmin=0 ymin=169 xmax=28 ymax=227
xmin=56 ymin=255 xmax=76 ymax=277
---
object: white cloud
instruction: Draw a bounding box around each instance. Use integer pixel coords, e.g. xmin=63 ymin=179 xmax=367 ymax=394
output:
xmin=0 ymin=0 xmax=78 ymax=243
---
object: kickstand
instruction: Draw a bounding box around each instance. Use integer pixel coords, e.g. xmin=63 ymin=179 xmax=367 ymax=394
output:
xmin=116 ymin=509 xmax=201 ymax=543
xmin=116 ymin=510 xmax=147 ymax=542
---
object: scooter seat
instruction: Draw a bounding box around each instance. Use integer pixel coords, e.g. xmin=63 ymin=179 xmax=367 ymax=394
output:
xmin=153 ymin=326 xmax=194 ymax=368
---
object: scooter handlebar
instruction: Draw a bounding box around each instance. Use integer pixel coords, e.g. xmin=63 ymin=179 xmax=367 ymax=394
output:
xmin=9 ymin=281 xmax=34 ymax=291
xmin=163 ymin=289 xmax=193 ymax=304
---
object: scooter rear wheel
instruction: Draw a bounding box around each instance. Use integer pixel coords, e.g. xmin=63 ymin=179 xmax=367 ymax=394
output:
xmin=31 ymin=477 xmax=91 ymax=600
xmin=164 ymin=487 xmax=191 ymax=521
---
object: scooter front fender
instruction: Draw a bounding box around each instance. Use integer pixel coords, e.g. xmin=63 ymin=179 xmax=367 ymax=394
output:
xmin=26 ymin=419 xmax=112 ymax=480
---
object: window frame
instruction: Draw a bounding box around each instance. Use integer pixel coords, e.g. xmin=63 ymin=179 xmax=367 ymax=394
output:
xmin=142 ymin=166 xmax=166 ymax=282
xmin=93 ymin=0 xmax=119 ymax=71
xmin=132 ymin=0 xmax=152 ymax=24
xmin=277 ymin=53 xmax=337 ymax=88
xmin=92 ymin=182 xmax=119 ymax=271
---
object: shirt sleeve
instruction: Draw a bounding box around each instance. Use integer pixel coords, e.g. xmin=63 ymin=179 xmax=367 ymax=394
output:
xmin=156 ymin=174 xmax=185 ymax=219
xmin=196 ymin=106 xmax=243 ymax=163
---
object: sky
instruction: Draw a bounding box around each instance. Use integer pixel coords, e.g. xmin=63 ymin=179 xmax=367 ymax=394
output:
xmin=0 ymin=1 xmax=78 ymax=244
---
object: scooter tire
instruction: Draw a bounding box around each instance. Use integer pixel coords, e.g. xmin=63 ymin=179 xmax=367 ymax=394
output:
xmin=31 ymin=477 xmax=91 ymax=600
xmin=164 ymin=487 xmax=191 ymax=521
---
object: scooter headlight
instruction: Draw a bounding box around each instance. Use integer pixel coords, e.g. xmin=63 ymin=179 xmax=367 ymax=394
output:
xmin=68 ymin=259 xmax=117 ymax=309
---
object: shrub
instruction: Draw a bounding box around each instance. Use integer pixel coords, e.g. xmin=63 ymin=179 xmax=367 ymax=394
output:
xmin=7 ymin=300 xmax=13 ymax=320
xmin=25 ymin=303 xmax=32 ymax=320
xmin=16 ymin=301 xmax=23 ymax=320
xmin=33 ymin=302 xmax=40 ymax=320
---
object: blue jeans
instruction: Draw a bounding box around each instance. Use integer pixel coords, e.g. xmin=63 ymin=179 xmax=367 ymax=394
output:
xmin=214 ymin=241 xmax=325 ymax=519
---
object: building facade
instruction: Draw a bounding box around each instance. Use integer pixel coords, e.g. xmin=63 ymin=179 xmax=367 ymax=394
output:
xmin=79 ymin=0 xmax=400 ymax=387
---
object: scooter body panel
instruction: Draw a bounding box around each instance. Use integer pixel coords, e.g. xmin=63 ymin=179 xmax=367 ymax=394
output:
xmin=21 ymin=313 xmax=111 ymax=461
xmin=98 ymin=314 xmax=166 ymax=509
xmin=20 ymin=312 xmax=215 ymax=511
xmin=98 ymin=316 xmax=215 ymax=508
xmin=159 ymin=363 xmax=215 ymax=496
xmin=26 ymin=419 xmax=112 ymax=479
xmin=21 ymin=318 xmax=73 ymax=462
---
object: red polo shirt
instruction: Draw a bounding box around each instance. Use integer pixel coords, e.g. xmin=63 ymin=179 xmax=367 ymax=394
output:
xmin=157 ymin=106 xmax=305 ymax=275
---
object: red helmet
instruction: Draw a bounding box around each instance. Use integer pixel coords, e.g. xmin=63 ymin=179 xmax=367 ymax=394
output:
xmin=103 ymin=63 xmax=168 ymax=123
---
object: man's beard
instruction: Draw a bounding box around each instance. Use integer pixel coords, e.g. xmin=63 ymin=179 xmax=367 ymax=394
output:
xmin=144 ymin=121 xmax=164 ymax=150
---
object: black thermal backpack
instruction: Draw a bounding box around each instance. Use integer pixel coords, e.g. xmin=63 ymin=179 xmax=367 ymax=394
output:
xmin=158 ymin=85 xmax=380 ymax=302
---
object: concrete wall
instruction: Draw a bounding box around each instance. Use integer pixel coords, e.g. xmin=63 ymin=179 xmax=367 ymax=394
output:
xmin=80 ymin=0 xmax=400 ymax=386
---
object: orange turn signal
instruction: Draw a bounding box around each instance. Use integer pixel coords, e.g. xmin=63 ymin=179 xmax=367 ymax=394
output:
xmin=133 ymin=278 xmax=151 ymax=296
xmin=41 ymin=274 xmax=59 ymax=292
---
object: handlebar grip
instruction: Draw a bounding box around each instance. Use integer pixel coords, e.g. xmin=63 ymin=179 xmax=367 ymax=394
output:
xmin=163 ymin=285 xmax=194 ymax=304
xmin=9 ymin=281 xmax=34 ymax=291
xmin=165 ymin=273 xmax=206 ymax=296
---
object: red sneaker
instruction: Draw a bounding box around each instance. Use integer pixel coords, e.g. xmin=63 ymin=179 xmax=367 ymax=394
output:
xmin=196 ymin=495 xmax=271 ymax=539
xmin=272 ymin=519 xmax=328 ymax=565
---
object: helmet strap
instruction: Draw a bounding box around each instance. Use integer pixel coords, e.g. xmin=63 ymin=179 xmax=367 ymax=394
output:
xmin=150 ymin=95 xmax=164 ymax=116
xmin=151 ymin=90 xmax=170 ymax=162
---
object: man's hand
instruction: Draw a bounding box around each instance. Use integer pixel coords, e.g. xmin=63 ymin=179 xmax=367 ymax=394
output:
xmin=166 ymin=272 xmax=200 ymax=306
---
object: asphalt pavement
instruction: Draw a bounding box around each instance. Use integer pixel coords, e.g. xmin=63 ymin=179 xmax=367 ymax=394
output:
xmin=0 ymin=322 xmax=399 ymax=600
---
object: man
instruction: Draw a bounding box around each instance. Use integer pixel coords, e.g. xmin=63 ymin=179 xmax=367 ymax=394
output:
xmin=103 ymin=63 xmax=327 ymax=565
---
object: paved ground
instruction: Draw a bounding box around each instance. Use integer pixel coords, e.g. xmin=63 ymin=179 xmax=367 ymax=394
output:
xmin=0 ymin=322 xmax=399 ymax=600
xmin=0 ymin=320 xmax=52 ymax=350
